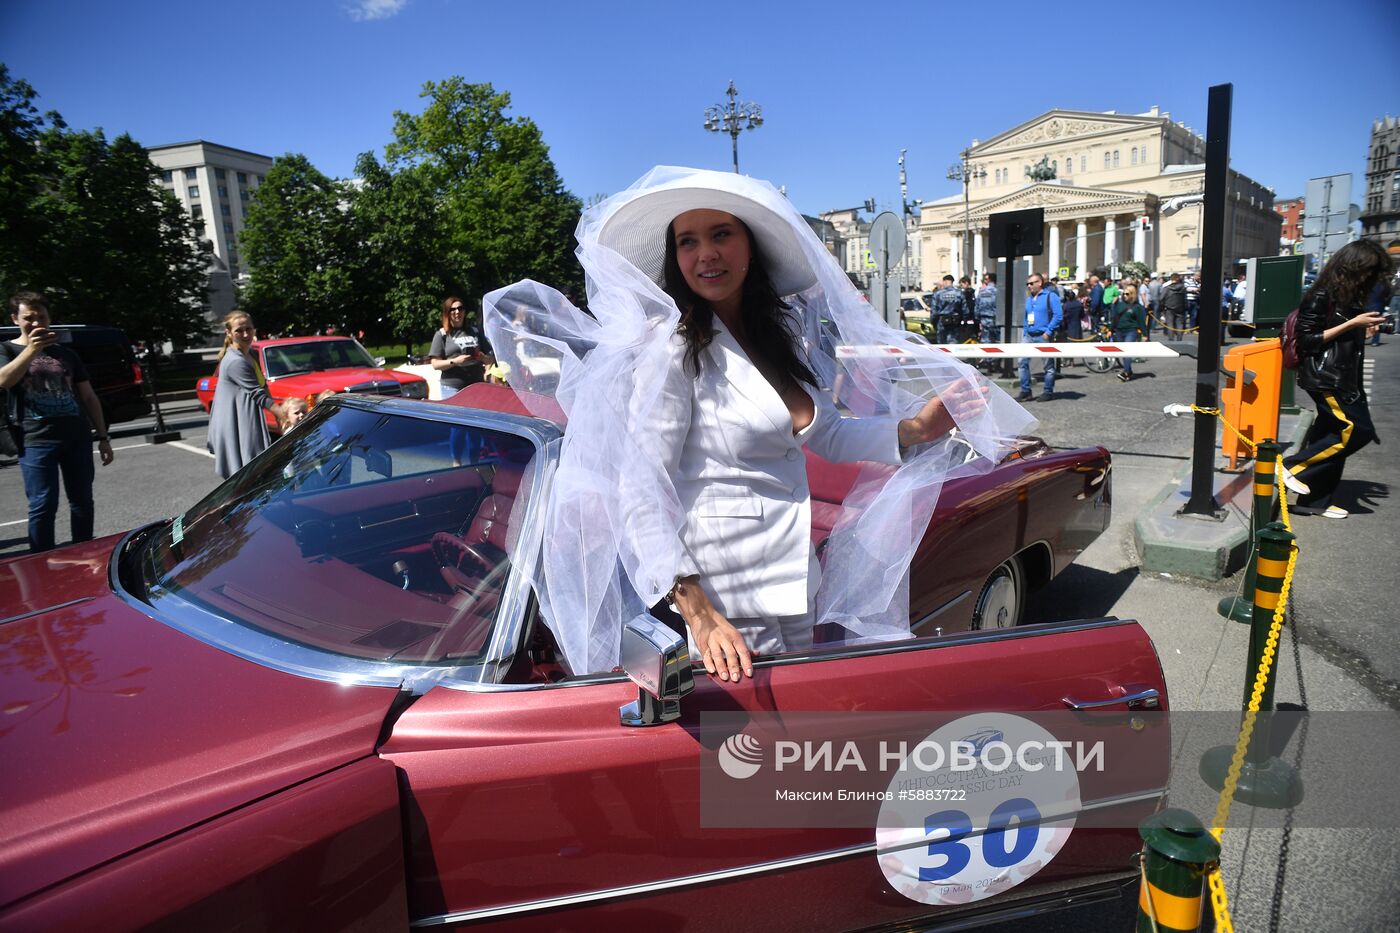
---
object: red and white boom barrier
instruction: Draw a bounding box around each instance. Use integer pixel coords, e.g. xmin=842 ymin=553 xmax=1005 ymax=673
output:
xmin=837 ymin=342 xmax=1181 ymax=360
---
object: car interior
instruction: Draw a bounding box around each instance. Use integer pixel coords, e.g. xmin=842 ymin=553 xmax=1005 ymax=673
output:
xmin=151 ymin=410 xmax=548 ymax=675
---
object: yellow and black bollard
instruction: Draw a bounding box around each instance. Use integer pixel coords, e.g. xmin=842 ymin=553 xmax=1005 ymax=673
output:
xmin=1200 ymin=521 xmax=1305 ymax=807
xmin=1217 ymin=438 xmax=1281 ymax=624
xmin=1136 ymin=809 xmax=1220 ymax=932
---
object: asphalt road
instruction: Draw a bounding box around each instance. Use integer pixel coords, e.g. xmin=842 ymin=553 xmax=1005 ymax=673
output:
xmin=1009 ymin=332 xmax=1398 ymax=710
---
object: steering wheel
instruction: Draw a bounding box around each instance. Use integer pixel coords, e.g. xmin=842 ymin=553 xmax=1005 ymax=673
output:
xmin=432 ymin=533 xmax=496 ymax=588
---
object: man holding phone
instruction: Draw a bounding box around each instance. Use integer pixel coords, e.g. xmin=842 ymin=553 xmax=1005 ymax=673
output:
xmin=2 ymin=291 xmax=114 ymax=552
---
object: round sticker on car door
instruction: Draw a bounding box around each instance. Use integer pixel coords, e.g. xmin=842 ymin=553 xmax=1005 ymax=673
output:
xmin=875 ymin=713 xmax=1081 ymax=906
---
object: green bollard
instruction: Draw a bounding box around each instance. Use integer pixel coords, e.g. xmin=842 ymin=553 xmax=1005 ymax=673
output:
xmin=1136 ymin=809 xmax=1220 ymax=933
xmin=1200 ymin=521 xmax=1304 ymax=807
xmin=1218 ymin=439 xmax=1282 ymax=624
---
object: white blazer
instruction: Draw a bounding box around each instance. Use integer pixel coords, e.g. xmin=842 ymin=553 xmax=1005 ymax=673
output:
xmin=636 ymin=318 xmax=902 ymax=619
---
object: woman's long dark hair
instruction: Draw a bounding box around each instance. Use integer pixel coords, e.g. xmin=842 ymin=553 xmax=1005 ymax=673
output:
xmin=1303 ymin=239 xmax=1393 ymax=312
xmin=662 ymin=218 xmax=818 ymax=388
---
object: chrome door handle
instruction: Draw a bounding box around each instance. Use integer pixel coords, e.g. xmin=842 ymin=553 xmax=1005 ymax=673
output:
xmin=1062 ymin=687 xmax=1160 ymax=710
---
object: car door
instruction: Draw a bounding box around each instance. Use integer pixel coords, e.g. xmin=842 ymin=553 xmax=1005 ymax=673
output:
xmin=382 ymin=618 xmax=1167 ymax=931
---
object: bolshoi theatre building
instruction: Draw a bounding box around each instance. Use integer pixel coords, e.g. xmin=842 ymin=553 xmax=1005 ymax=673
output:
xmin=917 ymin=107 xmax=1281 ymax=287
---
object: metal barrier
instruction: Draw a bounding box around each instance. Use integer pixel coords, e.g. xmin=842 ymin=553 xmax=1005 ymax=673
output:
xmin=1217 ymin=438 xmax=1282 ymax=624
xmin=1135 ymin=409 xmax=1304 ymax=931
xmin=1220 ymin=338 xmax=1283 ymax=470
xmin=1137 ymin=809 xmax=1220 ymax=933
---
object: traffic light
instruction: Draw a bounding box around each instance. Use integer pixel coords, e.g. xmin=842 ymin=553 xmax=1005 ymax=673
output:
xmin=863 ymin=198 xmax=876 ymax=214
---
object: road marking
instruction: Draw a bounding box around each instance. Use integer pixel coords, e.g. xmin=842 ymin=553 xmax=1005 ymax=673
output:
xmin=1 ymin=518 xmax=27 ymax=527
xmin=168 ymin=441 xmax=215 ymax=459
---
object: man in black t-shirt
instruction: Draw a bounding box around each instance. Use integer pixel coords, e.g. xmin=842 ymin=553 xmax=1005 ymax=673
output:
xmin=1 ymin=292 xmax=114 ymax=551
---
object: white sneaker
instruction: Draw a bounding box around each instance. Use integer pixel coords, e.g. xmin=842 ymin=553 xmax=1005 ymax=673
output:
xmin=1322 ymin=505 xmax=1349 ymax=519
xmin=1280 ymin=469 xmax=1310 ymax=496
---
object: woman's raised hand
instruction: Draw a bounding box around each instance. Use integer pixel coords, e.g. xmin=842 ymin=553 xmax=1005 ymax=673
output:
xmin=898 ymin=378 xmax=991 ymax=448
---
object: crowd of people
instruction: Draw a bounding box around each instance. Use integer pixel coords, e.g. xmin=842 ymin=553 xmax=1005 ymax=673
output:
xmin=908 ymin=265 xmax=1275 ymax=398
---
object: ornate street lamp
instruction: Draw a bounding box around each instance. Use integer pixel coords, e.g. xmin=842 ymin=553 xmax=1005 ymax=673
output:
xmin=946 ymin=148 xmax=986 ymax=278
xmin=703 ymin=81 xmax=763 ymax=173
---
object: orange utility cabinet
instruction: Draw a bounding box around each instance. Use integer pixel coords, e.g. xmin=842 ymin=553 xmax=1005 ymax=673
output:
xmin=1221 ymin=337 xmax=1283 ymax=470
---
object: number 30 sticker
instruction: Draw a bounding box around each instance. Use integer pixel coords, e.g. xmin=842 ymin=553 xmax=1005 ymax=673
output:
xmin=875 ymin=713 xmax=1081 ymax=905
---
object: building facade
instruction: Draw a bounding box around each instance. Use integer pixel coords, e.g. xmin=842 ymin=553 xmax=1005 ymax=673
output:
xmin=148 ymin=141 xmax=273 ymax=328
xmin=917 ymin=108 xmax=1281 ymax=286
xmin=1359 ymin=115 xmax=1400 ymax=256
xmin=148 ymin=140 xmax=272 ymax=280
xmin=819 ymin=207 xmax=923 ymax=292
xmin=1274 ymin=197 xmax=1303 ymax=255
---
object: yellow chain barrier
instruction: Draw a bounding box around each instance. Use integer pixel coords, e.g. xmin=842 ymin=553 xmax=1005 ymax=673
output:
xmin=1146 ymin=310 xmax=1200 ymax=335
xmin=1184 ymin=404 xmax=1299 ymax=933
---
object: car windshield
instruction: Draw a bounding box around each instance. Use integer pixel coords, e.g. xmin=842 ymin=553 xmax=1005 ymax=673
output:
xmin=263 ymin=339 xmax=376 ymax=377
xmin=140 ymin=403 xmax=537 ymax=666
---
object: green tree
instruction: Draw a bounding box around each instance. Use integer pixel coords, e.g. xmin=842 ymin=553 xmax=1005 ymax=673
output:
xmin=1119 ymin=260 xmax=1151 ymax=282
xmin=33 ymin=128 xmax=209 ymax=346
xmin=238 ymin=153 xmax=357 ymax=335
xmin=349 ymin=153 xmax=447 ymax=349
xmin=0 ymin=64 xmax=57 ymax=297
xmin=1 ymin=67 xmax=208 ymax=346
xmin=385 ymin=78 xmax=583 ymax=309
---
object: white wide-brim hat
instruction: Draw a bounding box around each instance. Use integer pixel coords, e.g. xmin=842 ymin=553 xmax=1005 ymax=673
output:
xmin=595 ymin=169 xmax=817 ymax=297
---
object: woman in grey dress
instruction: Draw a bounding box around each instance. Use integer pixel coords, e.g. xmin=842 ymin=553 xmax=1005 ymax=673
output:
xmin=208 ymin=311 xmax=283 ymax=479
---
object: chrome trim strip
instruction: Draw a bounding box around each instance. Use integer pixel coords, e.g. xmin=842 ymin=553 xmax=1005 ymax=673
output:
xmin=1078 ymin=788 xmax=1167 ymax=812
xmin=446 ymin=616 xmax=1141 ymax=694
xmin=0 ymin=597 xmax=96 ymax=626
xmin=911 ymin=590 xmax=971 ymax=629
xmin=410 ymin=841 xmax=876 ymax=927
xmin=409 ymin=786 xmax=1168 ymax=927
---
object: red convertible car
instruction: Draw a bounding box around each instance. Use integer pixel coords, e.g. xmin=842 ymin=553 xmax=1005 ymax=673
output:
xmin=194 ymin=335 xmax=429 ymax=431
xmin=0 ymin=385 xmax=1166 ymax=932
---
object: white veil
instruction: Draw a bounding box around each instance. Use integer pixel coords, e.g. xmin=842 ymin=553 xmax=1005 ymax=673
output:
xmin=485 ymin=166 xmax=1035 ymax=674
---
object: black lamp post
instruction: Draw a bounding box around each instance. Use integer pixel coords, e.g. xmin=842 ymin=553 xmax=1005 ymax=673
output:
xmin=946 ymin=148 xmax=986 ymax=280
xmin=703 ymin=81 xmax=763 ymax=173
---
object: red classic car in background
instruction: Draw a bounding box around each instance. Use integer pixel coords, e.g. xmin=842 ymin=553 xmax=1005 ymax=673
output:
xmin=194 ymin=335 xmax=429 ymax=431
xmin=0 ymin=384 xmax=1162 ymax=932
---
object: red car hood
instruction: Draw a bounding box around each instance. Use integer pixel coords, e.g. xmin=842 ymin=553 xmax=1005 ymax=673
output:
xmin=0 ymin=537 xmax=401 ymax=909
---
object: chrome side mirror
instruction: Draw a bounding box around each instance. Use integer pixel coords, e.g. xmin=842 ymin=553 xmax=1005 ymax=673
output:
xmin=619 ymin=615 xmax=694 ymax=727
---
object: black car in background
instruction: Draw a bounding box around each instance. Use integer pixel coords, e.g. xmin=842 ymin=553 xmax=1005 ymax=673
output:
xmin=1 ymin=324 xmax=150 ymax=425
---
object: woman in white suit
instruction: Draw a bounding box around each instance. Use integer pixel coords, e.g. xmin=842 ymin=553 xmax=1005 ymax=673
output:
xmin=484 ymin=168 xmax=1032 ymax=679
xmin=621 ymin=205 xmax=984 ymax=682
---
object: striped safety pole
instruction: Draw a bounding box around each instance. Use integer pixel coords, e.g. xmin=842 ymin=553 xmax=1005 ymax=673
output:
xmin=1217 ymin=438 xmax=1281 ymax=625
xmin=1244 ymin=522 xmax=1294 ymax=717
xmin=1136 ymin=809 xmax=1220 ymax=933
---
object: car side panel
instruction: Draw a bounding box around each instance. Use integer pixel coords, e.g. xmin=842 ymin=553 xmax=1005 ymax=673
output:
xmin=384 ymin=620 xmax=1166 ymax=930
xmin=0 ymin=757 xmax=408 ymax=933
xmin=908 ymin=448 xmax=1111 ymax=632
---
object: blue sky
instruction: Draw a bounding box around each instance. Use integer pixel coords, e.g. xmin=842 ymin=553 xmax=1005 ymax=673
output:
xmin=3 ymin=0 xmax=1397 ymax=217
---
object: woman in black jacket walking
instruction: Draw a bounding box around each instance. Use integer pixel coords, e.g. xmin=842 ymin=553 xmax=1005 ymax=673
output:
xmin=1283 ymin=241 xmax=1391 ymax=518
